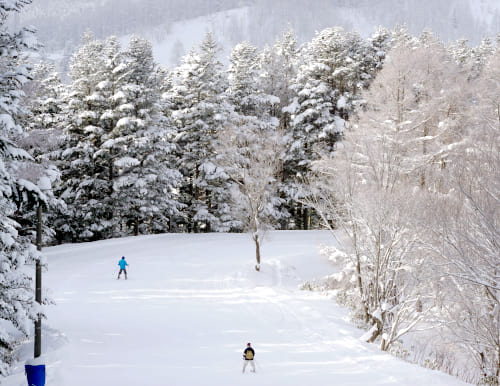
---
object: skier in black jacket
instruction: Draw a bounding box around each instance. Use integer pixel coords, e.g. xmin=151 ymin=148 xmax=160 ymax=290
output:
xmin=242 ymin=342 xmax=255 ymax=373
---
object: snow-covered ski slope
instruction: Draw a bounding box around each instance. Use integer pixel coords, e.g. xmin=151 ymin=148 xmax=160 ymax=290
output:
xmin=4 ymin=231 xmax=468 ymax=385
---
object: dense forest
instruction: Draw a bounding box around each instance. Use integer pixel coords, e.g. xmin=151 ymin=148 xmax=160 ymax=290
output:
xmin=1 ymin=0 xmax=499 ymax=384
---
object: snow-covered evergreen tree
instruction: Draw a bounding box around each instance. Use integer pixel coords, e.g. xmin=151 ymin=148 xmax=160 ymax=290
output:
xmin=284 ymin=27 xmax=384 ymax=229
xmin=258 ymin=27 xmax=299 ymax=132
xmin=22 ymin=62 xmax=65 ymax=137
xmin=227 ymin=41 xmax=280 ymax=118
xmin=287 ymin=27 xmax=371 ymax=168
xmin=168 ymin=32 xmax=232 ymax=232
xmin=449 ymin=38 xmax=472 ymax=66
xmin=111 ymin=36 xmax=182 ymax=235
xmin=88 ymin=36 xmax=129 ymax=238
xmin=18 ymin=61 xmax=65 ymax=245
xmin=470 ymin=36 xmax=495 ymax=79
xmin=258 ymin=28 xmax=302 ymax=229
xmin=56 ymin=32 xmax=109 ymax=241
xmin=368 ymin=26 xmax=391 ymax=72
xmin=0 ymin=0 xmax=46 ymax=374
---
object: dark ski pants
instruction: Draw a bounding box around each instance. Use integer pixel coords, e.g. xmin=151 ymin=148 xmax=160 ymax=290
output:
xmin=118 ymin=268 xmax=127 ymax=279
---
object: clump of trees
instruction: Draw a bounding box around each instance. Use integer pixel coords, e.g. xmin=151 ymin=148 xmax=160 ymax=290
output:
xmin=304 ymin=29 xmax=499 ymax=385
xmin=21 ymin=26 xmax=389 ymax=243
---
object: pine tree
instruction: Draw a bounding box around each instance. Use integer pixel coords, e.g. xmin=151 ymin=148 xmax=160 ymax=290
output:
xmin=20 ymin=61 xmax=65 ymax=190
xmin=22 ymin=62 xmax=66 ymax=137
xmin=470 ymin=37 xmax=495 ymax=79
xmin=18 ymin=61 xmax=65 ymax=244
xmin=449 ymin=38 xmax=472 ymax=66
xmin=258 ymin=28 xmax=300 ymax=229
xmin=287 ymin=27 xmax=380 ymax=173
xmin=284 ymin=27 xmax=382 ymax=228
xmin=168 ymin=32 xmax=232 ymax=232
xmin=258 ymin=27 xmax=299 ymax=131
xmin=112 ymin=36 xmax=182 ymax=235
xmin=227 ymin=41 xmax=278 ymax=117
xmin=57 ymin=34 xmax=181 ymax=239
xmin=0 ymin=0 xmax=45 ymax=374
xmin=56 ymin=32 xmax=109 ymax=241
xmin=368 ymin=26 xmax=391 ymax=71
xmin=91 ymin=36 xmax=130 ymax=238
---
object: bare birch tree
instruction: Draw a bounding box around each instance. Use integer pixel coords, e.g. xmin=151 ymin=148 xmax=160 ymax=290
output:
xmin=215 ymin=117 xmax=284 ymax=271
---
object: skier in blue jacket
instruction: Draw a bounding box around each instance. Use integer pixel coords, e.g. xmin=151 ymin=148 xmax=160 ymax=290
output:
xmin=117 ymin=256 xmax=128 ymax=280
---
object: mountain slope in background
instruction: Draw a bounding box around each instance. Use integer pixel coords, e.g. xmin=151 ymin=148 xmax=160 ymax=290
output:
xmin=12 ymin=0 xmax=500 ymax=68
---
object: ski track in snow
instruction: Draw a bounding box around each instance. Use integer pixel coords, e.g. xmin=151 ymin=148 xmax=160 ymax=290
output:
xmin=3 ymin=231 xmax=468 ymax=385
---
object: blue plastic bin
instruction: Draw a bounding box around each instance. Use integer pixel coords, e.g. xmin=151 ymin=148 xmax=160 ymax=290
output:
xmin=25 ymin=364 xmax=45 ymax=386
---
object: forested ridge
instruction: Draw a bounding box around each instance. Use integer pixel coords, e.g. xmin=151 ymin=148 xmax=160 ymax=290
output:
xmin=11 ymin=0 xmax=500 ymax=65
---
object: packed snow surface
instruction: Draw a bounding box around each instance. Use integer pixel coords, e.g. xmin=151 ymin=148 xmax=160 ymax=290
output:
xmin=3 ymin=231 xmax=468 ymax=385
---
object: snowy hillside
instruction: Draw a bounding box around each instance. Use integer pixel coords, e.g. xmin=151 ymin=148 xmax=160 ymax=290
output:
xmin=3 ymin=231 xmax=468 ymax=386
xmin=120 ymin=7 xmax=251 ymax=68
xmin=12 ymin=0 xmax=500 ymax=68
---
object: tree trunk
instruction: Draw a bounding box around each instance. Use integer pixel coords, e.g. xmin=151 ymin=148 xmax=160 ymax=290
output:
xmin=254 ymin=235 xmax=261 ymax=271
xmin=134 ymin=217 xmax=139 ymax=236
xmin=496 ymin=345 xmax=500 ymax=386
xmin=367 ymin=317 xmax=383 ymax=344
xmin=303 ymin=207 xmax=309 ymax=230
xmin=352 ymin=225 xmax=370 ymax=323
xmin=421 ymin=125 xmax=428 ymax=187
xmin=109 ymin=159 xmax=114 ymax=192
xmin=356 ymin=255 xmax=370 ymax=323
xmin=108 ymin=159 xmax=114 ymax=238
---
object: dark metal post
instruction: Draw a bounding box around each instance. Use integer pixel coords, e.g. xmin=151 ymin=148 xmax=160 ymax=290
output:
xmin=35 ymin=204 xmax=42 ymax=358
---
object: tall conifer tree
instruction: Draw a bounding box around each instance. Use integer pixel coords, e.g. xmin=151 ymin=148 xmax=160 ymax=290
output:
xmin=168 ymin=32 xmax=233 ymax=232
xmin=112 ymin=36 xmax=182 ymax=235
xmin=0 ymin=0 xmax=45 ymax=373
